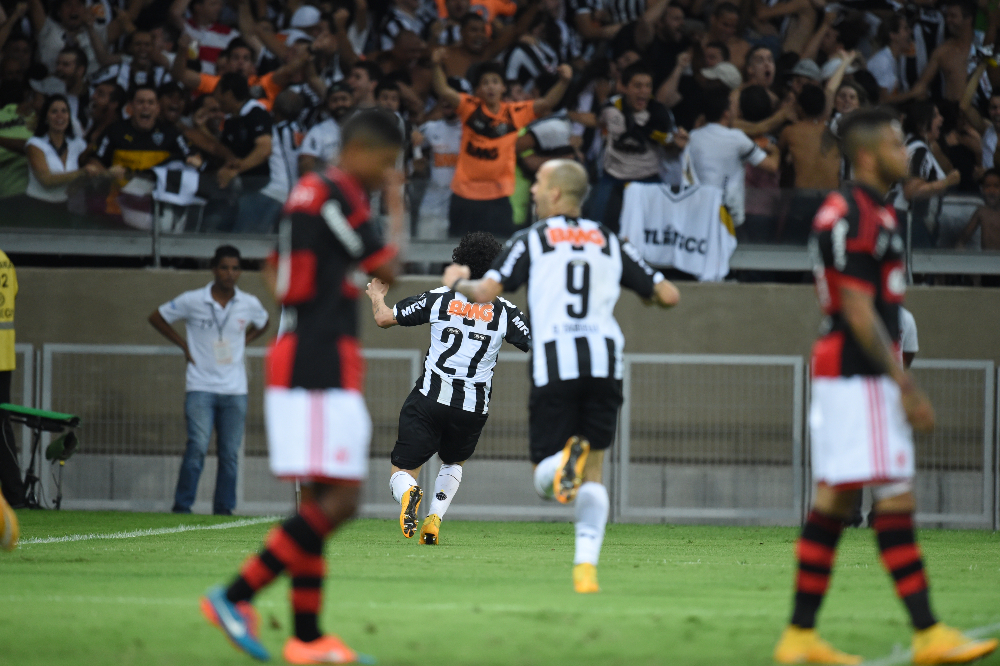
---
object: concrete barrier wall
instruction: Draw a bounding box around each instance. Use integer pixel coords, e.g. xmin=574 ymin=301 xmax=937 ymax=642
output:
xmin=12 ymin=269 xmax=1000 ymax=363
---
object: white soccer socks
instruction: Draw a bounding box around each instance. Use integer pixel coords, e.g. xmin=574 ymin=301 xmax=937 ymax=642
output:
xmin=573 ymin=482 xmax=609 ymax=566
xmin=533 ymin=451 xmax=563 ymax=500
xmin=427 ymin=463 xmax=463 ymax=519
xmin=389 ymin=470 xmax=417 ymax=504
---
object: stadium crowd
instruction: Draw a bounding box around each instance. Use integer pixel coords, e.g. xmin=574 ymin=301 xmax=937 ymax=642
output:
xmin=0 ymin=0 xmax=997 ymax=253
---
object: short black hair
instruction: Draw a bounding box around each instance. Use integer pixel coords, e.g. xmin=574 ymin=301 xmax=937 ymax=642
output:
xmin=130 ymin=84 xmax=158 ymax=101
xmin=705 ymin=40 xmax=730 ymax=61
xmin=375 ymin=80 xmax=400 ymax=97
xmin=620 ymin=62 xmax=652 ymax=86
xmin=469 ymin=61 xmax=505 ymax=90
xmin=222 ymin=37 xmax=253 ymax=59
xmin=981 ymin=167 xmax=1000 ymax=183
xmin=838 ymin=106 xmax=901 ymax=162
xmin=851 ymin=70 xmax=881 ymax=109
xmin=97 ymin=81 xmax=127 ymax=109
xmin=352 ymin=61 xmax=383 ymax=84
xmin=157 ymin=80 xmax=185 ymax=99
xmin=703 ymin=87 xmax=732 ymax=123
xmin=877 ymin=12 xmax=908 ymax=46
xmin=460 ymin=12 xmax=486 ymax=28
xmin=217 ymin=72 xmax=250 ymax=101
xmin=341 ymin=108 xmax=404 ymax=148
xmin=58 ymin=45 xmax=88 ymax=73
xmin=945 ymin=0 xmax=976 ymax=18
xmin=739 ymin=85 xmax=772 ymax=122
xmin=452 ymin=232 xmax=502 ymax=280
xmin=902 ymin=100 xmax=937 ymax=137
xmin=210 ymin=245 xmax=241 ymax=268
xmin=798 ymin=84 xmax=826 ymax=118
xmin=713 ymin=1 xmax=739 ymax=17
xmin=837 ymin=14 xmax=869 ymax=50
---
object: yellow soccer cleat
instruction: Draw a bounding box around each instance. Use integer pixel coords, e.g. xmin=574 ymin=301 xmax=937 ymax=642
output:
xmin=573 ymin=563 xmax=600 ymax=594
xmin=419 ymin=514 xmax=441 ymax=545
xmin=773 ymin=626 xmax=862 ymax=665
xmin=552 ymin=436 xmax=589 ymax=504
xmin=399 ymin=485 xmax=422 ymax=539
xmin=912 ymin=623 xmax=999 ymax=665
xmin=0 ymin=492 xmax=19 ymax=552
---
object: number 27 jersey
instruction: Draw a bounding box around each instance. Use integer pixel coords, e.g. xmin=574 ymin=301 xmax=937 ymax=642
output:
xmin=393 ymin=287 xmax=531 ymax=414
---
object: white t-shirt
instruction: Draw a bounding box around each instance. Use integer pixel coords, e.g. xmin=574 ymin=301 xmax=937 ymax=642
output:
xmin=300 ymin=118 xmax=342 ymax=166
xmin=37 ymin=17 xmax=107 ymax=77
xmin=899 ymin=306 xmax=919 ymax=354
xmin=685 ymin=123 xmax=767 ymax=226
xmin=25 ymin=135 xmax=87 ymax=202
xmin=418 ymin=117 xmax=462 ymax=229
xmin=982 ymin=125 xmax=997 ymax=169
xmin=867 ymin=46 xmax=907 ymax=94
xmin=158 ymin=283 xmax=269 ymax=394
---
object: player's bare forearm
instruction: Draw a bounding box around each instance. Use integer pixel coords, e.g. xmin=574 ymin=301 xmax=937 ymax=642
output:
xmin=653 ymin=279 xmax=680 ymax=308
xmin=245 ymin=320 xmax=270 ymax=344
xmin=838 ymin=286 xmax=905 ymax=384
xmin=458 ymin=278 xmax=502 ymax=304
xmin=366 ymin=278 xmax=397 ymax=327
xmin=148 ymin=310 xmax=193 ymax=362
xmin=443 ymin=264 xmax=502 ymax=303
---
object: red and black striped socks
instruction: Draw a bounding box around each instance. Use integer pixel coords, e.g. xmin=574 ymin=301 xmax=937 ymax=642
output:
xmin=790 ymin=510 xmax=843 ymax=628
xmin=873 ymin=512 xmax=937 ymax=630
xmin=225 ymin=501 xmax=334 ymax=641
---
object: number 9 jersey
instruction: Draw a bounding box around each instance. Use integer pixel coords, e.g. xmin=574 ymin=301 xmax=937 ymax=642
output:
xmin=484 ymin=216 xmax=666 ymax=388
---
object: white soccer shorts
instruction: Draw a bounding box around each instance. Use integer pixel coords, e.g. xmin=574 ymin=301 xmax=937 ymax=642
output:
xmin=809 ymin=375 xmax=915 ymax=489
xmin=265 ymin=387 xmax=372 ymax=482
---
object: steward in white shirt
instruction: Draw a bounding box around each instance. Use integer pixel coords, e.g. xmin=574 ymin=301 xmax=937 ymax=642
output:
xmin=149 ymin=245 xmax=269 ymax=515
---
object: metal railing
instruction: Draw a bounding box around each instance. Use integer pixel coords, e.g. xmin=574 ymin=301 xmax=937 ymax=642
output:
xmin=908 ymin=359 xmax=995 ymax=526
xmin=7 ymin=344 xmax=997 ymax=527
xmin=614 ymin=354 xmax=805 ymax=524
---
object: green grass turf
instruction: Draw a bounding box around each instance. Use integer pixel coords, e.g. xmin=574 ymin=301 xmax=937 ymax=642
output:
xmin=2 ymin=511 xmax=998 ymax=666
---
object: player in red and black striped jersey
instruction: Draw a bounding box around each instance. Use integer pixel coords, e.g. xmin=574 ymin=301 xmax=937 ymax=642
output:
xmin=201 ymin=110 xmax=405 ymax=666
xmin=774 ymin=108 xmax=997 ymax=666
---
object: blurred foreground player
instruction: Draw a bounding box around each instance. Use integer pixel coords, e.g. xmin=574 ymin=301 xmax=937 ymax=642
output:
xmin=0 ymin=246 xmax=19 ymax=551
xmin=201 ymin=109 xmax=405 ymax=665
xmin=773 ymin=108 xmax=998 ymax=665
xmin=365 ymin=232 xmax=530 ymax=545
xmin=442 ymin=160 xmax=679 ymax=593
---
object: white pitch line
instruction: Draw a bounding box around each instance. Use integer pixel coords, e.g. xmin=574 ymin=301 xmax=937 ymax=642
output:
xmin=19 ymin=516 xmax=278 ymax=545
xmin=861 ymin=622 xmax=1000 ymax=666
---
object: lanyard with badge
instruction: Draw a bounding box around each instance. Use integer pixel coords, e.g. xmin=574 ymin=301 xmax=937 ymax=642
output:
xmin=211 ymin=303 xmax=234 ymax=365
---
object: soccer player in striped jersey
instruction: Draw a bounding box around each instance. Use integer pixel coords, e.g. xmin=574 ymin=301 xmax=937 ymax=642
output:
xmin=442 ymin=160 xmax=680 ymax=592
xmin=366 ymin=232 xmax=531 ymax=545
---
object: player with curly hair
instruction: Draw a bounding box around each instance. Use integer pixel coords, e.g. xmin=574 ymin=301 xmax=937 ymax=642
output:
xmin=366 ymin=232 xmax=531 ymax=544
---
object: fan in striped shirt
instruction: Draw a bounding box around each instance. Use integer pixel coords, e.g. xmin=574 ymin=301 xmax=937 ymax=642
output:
xmin=366 ymin=232 xmax=531 ymax=545
xmin=442 ymin=159 xmax=679 ymax=593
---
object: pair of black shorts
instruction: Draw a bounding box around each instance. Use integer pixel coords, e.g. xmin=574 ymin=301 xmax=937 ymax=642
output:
xmin=448 ymin=194 xmax=514 ymax=238
xmin=528 ymin=377 xmax=623 ymax=464
xmin=390 ymin=388 xmax=489 ymax=470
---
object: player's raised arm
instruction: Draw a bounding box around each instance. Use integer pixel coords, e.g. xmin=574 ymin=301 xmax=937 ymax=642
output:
xmin=365 ymin=278 xmax=398 ymax=328
xmin=443 ymin=263 xmax=503 ymax=304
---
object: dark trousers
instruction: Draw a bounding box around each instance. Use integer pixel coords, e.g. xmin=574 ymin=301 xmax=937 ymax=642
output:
xmin=448 ymin=194 xmax=514 ymax=238
xmin=0 ymin=370 xmax=25 ymax=506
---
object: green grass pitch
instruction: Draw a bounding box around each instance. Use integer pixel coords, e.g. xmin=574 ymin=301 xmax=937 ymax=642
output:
xmin=2 ymin=511 xmax=998 ymax=666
